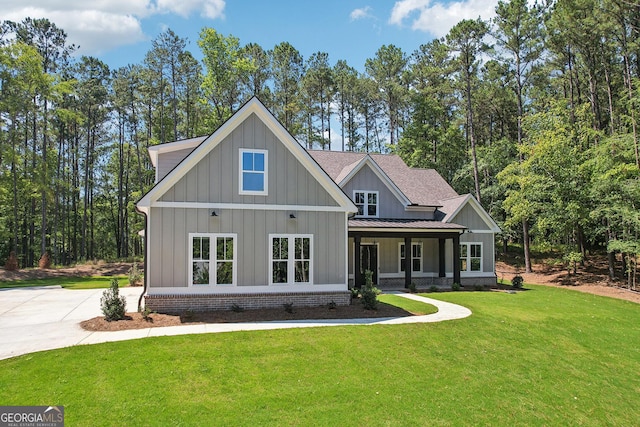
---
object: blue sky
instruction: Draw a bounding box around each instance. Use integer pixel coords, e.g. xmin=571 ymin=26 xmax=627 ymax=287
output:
xmin=6 ymin=0 xmax=499 ymax=72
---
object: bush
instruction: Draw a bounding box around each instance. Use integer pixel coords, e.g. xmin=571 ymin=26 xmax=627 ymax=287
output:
xmin=361 ymin=270 xmax=380 ymax=310
xmin=511 ymin=275 xmax=524 ymax=289
xmin=4 ymin=251 xmax=18 ymax=271
xmin=451 ymin=282 xmax=461 ymax=291
xmin=408 ymin=282 xmax=417 ymax=293
xmin=101 ymin=279 xmax=127 ymax=321
xmin=140 ymin=306 xmax=153 ymax=321
xmin=128 ymin=262 xmax=142 ymax=286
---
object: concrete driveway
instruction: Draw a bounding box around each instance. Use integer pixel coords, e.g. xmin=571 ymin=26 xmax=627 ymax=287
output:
xmin=0 ymin=287 xmax=471 ymax=361
xmin=0 ymin=286 xmax=143 ymax=360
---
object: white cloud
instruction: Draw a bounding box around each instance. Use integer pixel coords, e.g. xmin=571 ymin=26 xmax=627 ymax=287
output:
xmin=350 ymin=6 xmax=374 ymax=21
xmin=4 ymin=0 xmax=225 ymax=56
xmin=389 ymin=0 xmax=497 ymax=37
xmin=157 ymin=0 xmax=225 ymax=19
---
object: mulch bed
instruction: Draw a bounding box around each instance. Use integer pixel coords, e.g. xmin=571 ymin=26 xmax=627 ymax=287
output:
xmin=80 ymin=302 xmax=413 ymax=332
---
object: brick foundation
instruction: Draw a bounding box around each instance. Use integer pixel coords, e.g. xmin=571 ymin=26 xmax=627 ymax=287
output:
xmin=145 ymin=291 xmax=351 ymax=314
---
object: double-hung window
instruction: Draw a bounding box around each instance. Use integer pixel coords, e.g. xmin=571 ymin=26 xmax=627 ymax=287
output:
xmin=354 ymin=191 xmax=378 ymax=217
xmin=240 ymin=149 xmax=268 ymax=195
xmin=399 ymin=242 xmax=422 ymax=273
xmin=270 ymin=234 xmax=312 ymax=285
xmin=460 ymin=243 xmax=482 ymax=272
xmin=189 ymin=233 xmax=236 ymax=286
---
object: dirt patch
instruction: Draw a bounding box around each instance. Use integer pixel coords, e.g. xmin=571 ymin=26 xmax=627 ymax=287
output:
xmin=0 ymin=262 xmax=131 ymax=282
xmin=80 ymin=303 xmax=413 ymax=331
xmin=496 ymin=260 xmax=640 ymax=304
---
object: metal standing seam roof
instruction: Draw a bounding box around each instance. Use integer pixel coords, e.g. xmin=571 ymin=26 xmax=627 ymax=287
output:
xmin=348 ymin=218 xmax=466 ymax=230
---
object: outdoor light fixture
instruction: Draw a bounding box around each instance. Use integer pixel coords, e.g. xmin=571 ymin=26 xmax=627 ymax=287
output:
xmin=210 ymin=210 xmax=218 ymax=217
xmin=289 ymin=213 xmax=296 ymax=219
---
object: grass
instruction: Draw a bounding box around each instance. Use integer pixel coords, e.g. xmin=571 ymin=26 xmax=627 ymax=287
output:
xmin=378 ymin=293 xmax=439 ymax=315
xmin=0 ymin=276 xmax=128 ymax=289
xmin=0 ymin=286 xmax=639 ymax=426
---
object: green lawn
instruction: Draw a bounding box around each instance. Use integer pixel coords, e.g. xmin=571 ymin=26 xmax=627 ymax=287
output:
xmin=1 ymin=285 xmax=638 ymax=426
xmin=0 ymin=275 xmax=128 ymax=289
xmin=378 ymin=293 xmax=439 ymax=315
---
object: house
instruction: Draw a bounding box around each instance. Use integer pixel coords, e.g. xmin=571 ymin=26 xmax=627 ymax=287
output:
xmin=136 ymin=97 xmax=500 ymax=313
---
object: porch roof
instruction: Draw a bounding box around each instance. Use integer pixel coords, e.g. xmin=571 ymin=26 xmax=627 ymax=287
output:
xmin=348 ymin=218 xmax=466 ymax=232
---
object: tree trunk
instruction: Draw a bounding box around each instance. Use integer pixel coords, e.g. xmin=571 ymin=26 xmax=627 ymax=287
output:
xmin=523 ymin=218 xmax=532 ymax=273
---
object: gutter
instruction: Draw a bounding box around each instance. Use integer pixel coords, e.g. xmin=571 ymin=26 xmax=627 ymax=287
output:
xmin=135 ymin=206 xmax=148 ymax=312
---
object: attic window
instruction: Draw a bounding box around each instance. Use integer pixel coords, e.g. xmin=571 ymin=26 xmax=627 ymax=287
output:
xmin=354 ymin=191 xmax=378 ymax=217
xmin=239 ymin=149 xmax=268 ymax=195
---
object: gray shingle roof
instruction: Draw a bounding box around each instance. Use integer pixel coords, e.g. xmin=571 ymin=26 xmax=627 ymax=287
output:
xmin=309 ymin=150 xmax=459 ymax=207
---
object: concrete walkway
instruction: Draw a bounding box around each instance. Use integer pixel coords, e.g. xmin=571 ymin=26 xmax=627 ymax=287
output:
xmin=0 ymin=287 xmax=471 ymax=360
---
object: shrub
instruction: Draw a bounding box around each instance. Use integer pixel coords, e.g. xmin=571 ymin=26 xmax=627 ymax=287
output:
xmin=408 ymin=282 xmax=417 ymax=293
xmin=128 ymin=262 xmax=142 ymax=286
xmin=563 ymin=251 xmax=584 ymax=275
xmin=511 ymin=275 xmax=524 ymax=289
xmin=361 ymin=270 xmax=380 ymax=310
xmin=451 ymin=282 xmax=461 ymax=291
xmin=350 ymin=287 xmax=360 ymax=301
xmin=38 ymin=252 xmax=51 ymax=269
xmin=429 ymin=285 xmax=438 ymax=293
xmin=140 ymin=306 xmax=153 ymax=321
xmin=100 ymin=279 xmax=127 ymax=321
xmin=4 ymin=251 xmax=18 ymax=271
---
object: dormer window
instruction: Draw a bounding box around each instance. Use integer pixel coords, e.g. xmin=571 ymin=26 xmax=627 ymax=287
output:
xmin=354 ymin=191 xmax=378 ymax=217
xmin=239 ymin=149 xmax=268 ymax=195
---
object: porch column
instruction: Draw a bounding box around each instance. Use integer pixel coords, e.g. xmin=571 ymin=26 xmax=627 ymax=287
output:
xmin=453 ymin=233 xmax=461 ymax=284
xmin=354 ymin=235 xmax=362 ymax=288
xmin=438 ymin=238 xmax=446 ymax=278
xmin=404 ymin=236 xmax=412 ymax=288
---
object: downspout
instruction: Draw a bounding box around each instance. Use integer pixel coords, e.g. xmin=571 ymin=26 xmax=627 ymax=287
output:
xmin=135 ymin=207 xmax=148 ymax=312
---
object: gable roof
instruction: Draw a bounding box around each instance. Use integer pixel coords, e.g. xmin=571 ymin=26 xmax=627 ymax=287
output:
xmin=309 ymin=151 xmax=458 ymax=207
xmin=137 ymin=97 xmax=357 ymax=213
xmin=147 ymin=135 xmax=207 ymax=168
xmin=438 ymin=194 xmax=501 ymax=232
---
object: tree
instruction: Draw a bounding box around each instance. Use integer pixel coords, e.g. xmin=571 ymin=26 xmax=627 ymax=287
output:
xmin=493 ymin=0 xmax=546 ymax=272
xmin=271 ymin=42 xmax=304 ymax=136
xmin=198 ymin=28 xmax=253 ymax=130
xmin=301 ymin=52 xmax=334 ymax=149
xmin=447 ymin=18 xmax=491 ymax=205
xmin=365 ymin=45 xmax=408 ymax=146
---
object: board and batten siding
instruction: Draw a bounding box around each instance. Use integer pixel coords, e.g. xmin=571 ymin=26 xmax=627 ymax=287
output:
xmin=449 ymin=203 xmax=492 ymax=231
xmin=341 ymin=164 xmax=434 ymax=219
xmin=148 ymin=207 xmax=347 ymax=288
xmin=158 ymin=113 xmax=337 ymax=207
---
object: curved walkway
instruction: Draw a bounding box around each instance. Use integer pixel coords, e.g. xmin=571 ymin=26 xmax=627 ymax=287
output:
xmin=0 ymin=287 xmax=471 ymax=360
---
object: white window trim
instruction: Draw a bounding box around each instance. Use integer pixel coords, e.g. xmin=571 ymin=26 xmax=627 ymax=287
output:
xmin=239 ymin=148 xmax=268 ymax=196
xmin=353 ymin=190 xmax=379 ymax=218
xmin=460 ymin=242 xmax=483 ymax=273
xmin=268 ymin=234 xmax=313 ymax=286
xmin=398 ymin=242 xmax=423 ymax=273
xmin=188 ymin=233 xmax=237 ymax=286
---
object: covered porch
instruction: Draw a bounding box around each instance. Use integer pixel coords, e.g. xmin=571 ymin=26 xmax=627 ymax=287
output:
xmin=349 ymin=219 xmax=466 ymax=289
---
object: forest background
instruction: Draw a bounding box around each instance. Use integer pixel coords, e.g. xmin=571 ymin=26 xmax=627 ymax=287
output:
xmin=0 ymin=0 xmax=638 ymax=285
